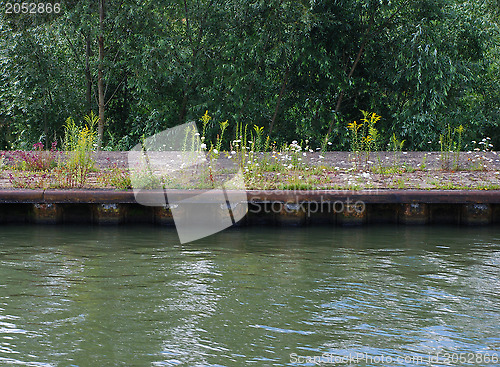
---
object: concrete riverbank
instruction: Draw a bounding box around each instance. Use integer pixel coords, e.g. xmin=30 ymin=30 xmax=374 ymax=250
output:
xmin=1 ymin=189 xmax=499 ymax=226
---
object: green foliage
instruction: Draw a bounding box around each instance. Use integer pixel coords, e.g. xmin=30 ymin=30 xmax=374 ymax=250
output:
xmin=99 ymin=164 xmax=132 ymax=190
xmin=347 ymin=111 xmax=381 ymax=168
xmin=61 ymin=112 xmax=98 ymax=187
xmin=439 ymin=124 xmax=464 ymax=170
xmin=0 ymin=0 xmax=498 ymax=150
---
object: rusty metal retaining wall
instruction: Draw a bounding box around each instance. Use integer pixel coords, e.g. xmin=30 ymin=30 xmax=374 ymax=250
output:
xmin=1 ymin=189 xmax=500 ymax=226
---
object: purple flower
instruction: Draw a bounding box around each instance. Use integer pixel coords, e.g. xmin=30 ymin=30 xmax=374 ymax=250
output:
xmin=33 ymin=142 xmax=44 ymax=151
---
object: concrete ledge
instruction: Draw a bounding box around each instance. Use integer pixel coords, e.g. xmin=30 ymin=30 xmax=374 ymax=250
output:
xmin=1 ymin=189 xmax=500 ymax=204
xmin=0 ymin=189 xmax=499 ymax=226
xmin=0 ymin=190 xmax=44 ymax=203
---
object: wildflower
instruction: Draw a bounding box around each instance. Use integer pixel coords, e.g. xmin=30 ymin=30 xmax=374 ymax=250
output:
xmin=200 ymin=143 xmax=207 ymax=150
xmin=213 ymin=149 xmax=218 ymax=154
xmin=327 ymin=142 xmax=332 ymax=146
xmin=33 ymin=142 xmax=43 ymax=150
xmin=292 ymin=140 xmax=298 ymax=144
xmin=347 ymin=121 xmax=361 ymax=131
xmin=201 ymin=110 xmax=211 ymax=124
xmin=194 ymin=132 xmax=200 ymax=136
xmin=319 ymin=155 xmax=324 ymax=159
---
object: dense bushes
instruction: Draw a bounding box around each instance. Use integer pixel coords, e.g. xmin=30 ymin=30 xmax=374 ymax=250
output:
xmin=0 ymin=0 xmax=498 ymax=151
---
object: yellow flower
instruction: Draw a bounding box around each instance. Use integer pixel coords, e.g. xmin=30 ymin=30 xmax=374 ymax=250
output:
xmin=347 ymin=121 xmax=362 ymax=131
xmin=220 ymin=119 xmax=229 ymax=131
xmin=201 ymin=110 xmax=212 ymax=125
xmin=371 ymin=112 xmax=381 ymax=124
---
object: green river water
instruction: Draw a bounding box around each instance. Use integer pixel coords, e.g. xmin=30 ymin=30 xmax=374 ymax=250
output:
xmin=0 ymin=225 xmax=498 ymax=366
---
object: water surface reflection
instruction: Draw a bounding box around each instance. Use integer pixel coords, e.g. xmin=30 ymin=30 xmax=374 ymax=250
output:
xmin=0 ymin=226 xmax=498 ymax=366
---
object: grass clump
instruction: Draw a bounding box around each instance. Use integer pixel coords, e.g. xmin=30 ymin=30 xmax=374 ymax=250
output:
xmin=347 ymin=110 xmax=381 ymax=169
xmin=60 ymin=112 xmax=99 ymax=188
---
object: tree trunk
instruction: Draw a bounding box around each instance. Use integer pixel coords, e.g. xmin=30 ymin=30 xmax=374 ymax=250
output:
xmin=97 ymin=0 xmax=105 ymax=150
xmin=268 ymin=65 xmax=290 ymax=137
xmin=178 ymin=91 xmax=189 ymax=125
xmin=324 ymin=0 xmax=412 ymax=139
xmin=85 ymin=34 xmax=92 ymax=115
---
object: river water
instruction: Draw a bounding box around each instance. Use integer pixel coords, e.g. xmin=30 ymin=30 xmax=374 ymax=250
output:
xmin=0 ymin=225 xmax=498 ymax=366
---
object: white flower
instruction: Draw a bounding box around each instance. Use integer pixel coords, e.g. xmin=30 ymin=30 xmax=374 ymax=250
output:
xmin=319 ymin=155 xmax=324 ymax=159
xmin=213 ymin=149 xmax=218 ymax=154
xmin=292 ymin=140 xmax=298 ymax=144
xmin=200 ymin=143 xmax=207 ymax=149
xmin=327 ymin=142 xmax=332 ymax=145
xmin=303 ymin=152 xmax=306 ymax=156
xmin=194 ymin=132 xmax=200 ymax=136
